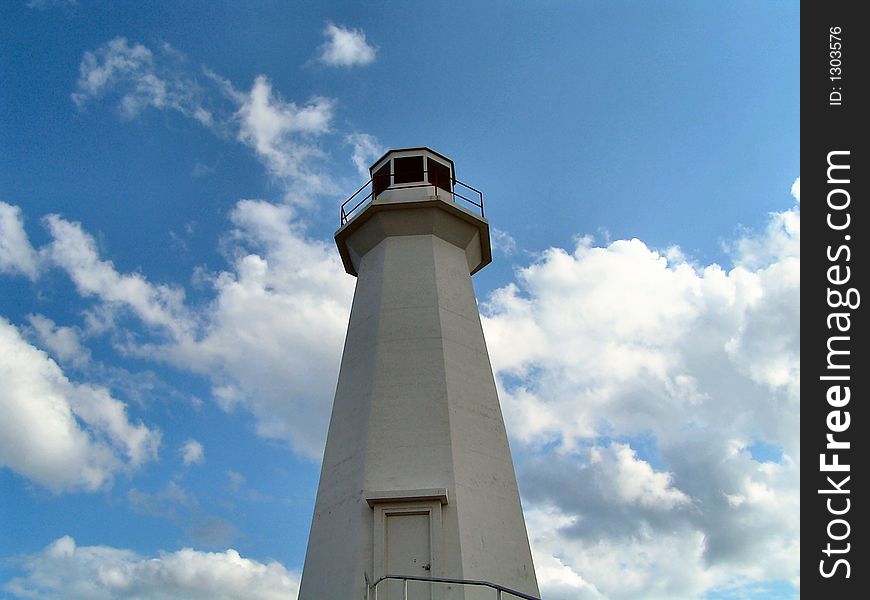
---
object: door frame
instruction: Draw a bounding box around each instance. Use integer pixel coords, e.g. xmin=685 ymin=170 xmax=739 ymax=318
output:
xmin=372 ymin=499 xmax=443 ymax=581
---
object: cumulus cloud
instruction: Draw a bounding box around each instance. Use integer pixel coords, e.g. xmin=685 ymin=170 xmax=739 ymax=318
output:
xmin=590 ymin=443 xmax=690 ymax=509
xmin=482 ymin=188 xmax=800 ymax=597
xmin=4 ymin=536 xmax=299 ymax=600
xmin=0 ymin=318 xmax=159 ymax=492
xmin=318 ymin=23 xmax=376 ymax=67
xmin=181 ymin=439 xmax=205 ymax=466
xmin=525 ymin=459 xmax=798 ymax=600
xmin=484 ymin=207 xmax=799 ymax=453
xmin=0 ymin=200 xmax=40 ymax=279
xmin=526 ymin=505 xmax=719 ymax=600
xmin=519 ymin=446 xmax=694 ymax=547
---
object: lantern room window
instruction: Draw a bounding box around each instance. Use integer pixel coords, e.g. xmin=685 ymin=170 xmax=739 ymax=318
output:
xmin=393 ymin=156 xmax=424 ymax=184
xmin=372 ymin=162 xmax=391 ymax=198
xmin=427 ymin=158 xmax=451 ymax=193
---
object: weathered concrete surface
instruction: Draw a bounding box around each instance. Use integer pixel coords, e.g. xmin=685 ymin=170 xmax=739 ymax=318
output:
xmin=299 ymin=191 xmax=538 ymax=600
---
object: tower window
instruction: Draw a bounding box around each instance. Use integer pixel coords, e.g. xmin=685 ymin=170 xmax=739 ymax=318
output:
xmin=393 ymin=156 xmax=424 ymax=184
xmin=427 ymin=158 xmax=451 ymax=193
xmin=372 ymin=162 xmax=391 ymax=197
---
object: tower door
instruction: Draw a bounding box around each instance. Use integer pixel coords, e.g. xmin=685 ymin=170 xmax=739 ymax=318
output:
xmin=385 ymin=511 xmax=432 ymax=599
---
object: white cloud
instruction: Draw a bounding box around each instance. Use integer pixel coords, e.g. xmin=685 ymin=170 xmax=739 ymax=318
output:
xmin=490 ymin=227 xmax=518 ymax=256
xmin=0 ymin=200 xmax=40 ymax=279
xmin=0 ymin=318 xmax=159 ymax=492
xmin=731 ymin=203 xmax=799 ymax=271
xmin=526 ymin=506 xmax=719 ymax=600
xmin=72 ymin=38 xmax=218 ymax=127
xmin=235 ymin=76 xmax=335 ymax=196
xmin=346 ymin=132 xmax=384 ymax=180
xmin=318 ymin=23 xmax=376 ymax=67
xmin=72 ymin=39 xmax=339 ymax=201
xmin=161 ymin=200 xmax=354 ymax=457
xmin=42 ymin=214 xmax=194 ymax=340
xmin=6 ymin=200 xmax=352 ymax=459
xmin=4 ymin=536 xmax=300 ymax=600
xmin=482 ymin=188 xmax=800 ymax=596
xmin=524 ymin=454 xmax=799 ymax=600
xmin=590 ymin=443 xmax=690 ymax=510
xmin=790 ymin=176 xmax=800 ymax=202
xmin=74 ymin=38 xmax=156 ymax=115
xmin=484 ymin=206 xmax=799 ymax=453
xmin=26 ymin=314 xmax=92 ymax=368
xmin=181 ymin=439 xmax=205 ymax=466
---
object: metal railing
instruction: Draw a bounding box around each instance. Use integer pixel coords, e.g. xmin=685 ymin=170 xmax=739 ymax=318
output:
xmin=368 ymin=574 xmax=541 ymax=600
xmin=340 ymin=171 xmax=485 ymax=225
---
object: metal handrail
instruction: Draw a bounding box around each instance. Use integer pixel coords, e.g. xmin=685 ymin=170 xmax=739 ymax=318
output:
xmin=368 ymin=574 xmax=541 ymax=600
xmin=340 ymin=171 xmax=485 ymax=225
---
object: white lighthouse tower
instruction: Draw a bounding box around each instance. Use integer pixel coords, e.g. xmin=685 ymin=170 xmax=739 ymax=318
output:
xmin=299 ymin=148 xmax=539 ymax=600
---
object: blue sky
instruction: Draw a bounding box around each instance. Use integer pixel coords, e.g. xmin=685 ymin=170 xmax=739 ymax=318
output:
xmin=1 ymin=2 xmax=799 ymax=599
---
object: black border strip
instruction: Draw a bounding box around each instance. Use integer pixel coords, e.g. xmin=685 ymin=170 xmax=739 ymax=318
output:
xmin=802 ymin=3 xmax=866 ymax=596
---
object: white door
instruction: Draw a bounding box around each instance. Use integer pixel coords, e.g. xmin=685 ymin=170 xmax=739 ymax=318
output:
xmin=385 ymin=511 xmax=431 ymax=600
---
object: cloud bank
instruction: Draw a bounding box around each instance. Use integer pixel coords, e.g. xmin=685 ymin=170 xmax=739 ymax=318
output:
xmin=482 ymin=181 xmax=800 ymax=598
xmin=4 ymin=536 xmax=299 ymax=600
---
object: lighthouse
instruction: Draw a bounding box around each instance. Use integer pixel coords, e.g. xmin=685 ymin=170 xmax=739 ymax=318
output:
xmin=299 ymin=148 xmax=539 ymax=600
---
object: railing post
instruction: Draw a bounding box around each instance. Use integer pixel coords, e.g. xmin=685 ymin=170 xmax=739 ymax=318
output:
xmin=403 ymin=578 xmax=409 ymax=600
